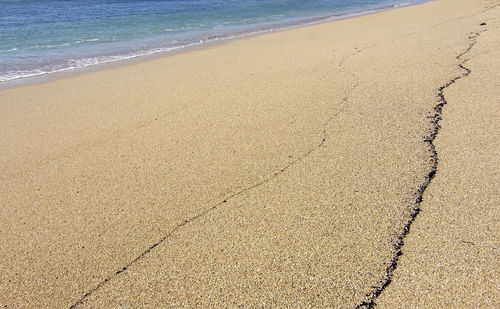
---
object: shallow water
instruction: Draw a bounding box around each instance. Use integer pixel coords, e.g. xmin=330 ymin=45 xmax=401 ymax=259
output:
xmin=0 ymin=0 xmax=420 ymax=82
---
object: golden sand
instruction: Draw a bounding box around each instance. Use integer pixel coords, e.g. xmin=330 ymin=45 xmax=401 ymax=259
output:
xmin=0 ymin=0 xmax=498 ymax=307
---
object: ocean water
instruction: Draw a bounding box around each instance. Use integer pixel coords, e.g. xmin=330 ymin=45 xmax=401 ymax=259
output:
xmin=0 ymin=0 xmax=421 ymax=83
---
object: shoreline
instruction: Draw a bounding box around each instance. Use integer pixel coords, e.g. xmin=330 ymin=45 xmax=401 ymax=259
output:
xmin=0 ymin=0 xmax=426 ymax=91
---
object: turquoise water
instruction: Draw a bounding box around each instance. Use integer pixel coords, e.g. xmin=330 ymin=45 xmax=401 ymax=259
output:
xmin=0 ymin=0 xmax=421 ymax=82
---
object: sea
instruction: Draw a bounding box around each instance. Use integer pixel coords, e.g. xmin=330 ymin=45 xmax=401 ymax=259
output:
xmin=0 ymin=0 xmax=423 ymax=83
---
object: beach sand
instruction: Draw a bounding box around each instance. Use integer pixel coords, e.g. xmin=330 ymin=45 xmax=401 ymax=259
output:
xmin=0 ymin=0 xmax=498 ymax=307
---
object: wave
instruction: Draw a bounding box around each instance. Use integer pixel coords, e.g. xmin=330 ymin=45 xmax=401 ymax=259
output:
xmin=0 ymin=1 xmax=419 ymax=84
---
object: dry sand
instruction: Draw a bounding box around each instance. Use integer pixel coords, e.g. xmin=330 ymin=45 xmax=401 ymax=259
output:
xmin=377 ymin=4 xmax=500 ymax=308
xmin=0 ymin=0 xmax=498 ymax=307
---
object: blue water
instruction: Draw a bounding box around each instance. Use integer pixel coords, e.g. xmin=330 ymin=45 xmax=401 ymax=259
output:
xmin=0 ymin=0 xmax=419 ymax=82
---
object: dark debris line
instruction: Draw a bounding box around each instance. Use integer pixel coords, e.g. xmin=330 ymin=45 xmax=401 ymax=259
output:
xmin=355 ymin=28 xmax=486 ymax=309
xmin=68 ymin=50 xmax=363 ymax=308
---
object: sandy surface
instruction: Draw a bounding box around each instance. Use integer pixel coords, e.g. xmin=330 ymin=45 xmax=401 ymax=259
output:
xmin=377 ymin=4 xmax=500 ymax=308
xmin=0 ymin=0 xmax=498 ymax=307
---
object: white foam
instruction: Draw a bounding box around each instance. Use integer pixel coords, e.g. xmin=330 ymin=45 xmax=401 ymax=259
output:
xmin=0 ymin=1 xmax=423 ymax=84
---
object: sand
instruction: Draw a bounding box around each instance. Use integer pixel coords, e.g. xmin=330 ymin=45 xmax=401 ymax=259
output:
xmin=0 ymin=0 xmax=498 ymax=307
xmin=377 ymin=5 xmax=500 ymax=308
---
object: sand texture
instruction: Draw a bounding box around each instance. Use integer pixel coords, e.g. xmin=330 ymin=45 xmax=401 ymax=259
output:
xmin=377 ymin=4 xmax=500 ymax=308
xmin=0 ymin=0 xmax=498 ymax=307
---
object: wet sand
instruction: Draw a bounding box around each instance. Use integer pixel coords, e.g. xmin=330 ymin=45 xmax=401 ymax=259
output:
xmin=0 ymin=0 xmax=498 ymax=307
